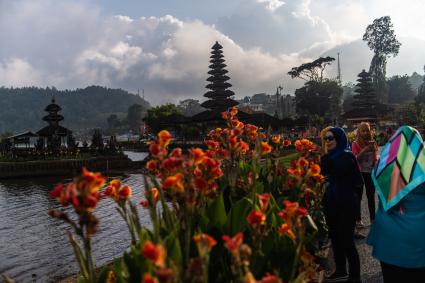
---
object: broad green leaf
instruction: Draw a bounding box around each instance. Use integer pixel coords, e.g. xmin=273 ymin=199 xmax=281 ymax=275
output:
xmin=225 ymin=197 xmax=252 ymax=235
xmin=206 ymin=192 xmax=227 ymax=231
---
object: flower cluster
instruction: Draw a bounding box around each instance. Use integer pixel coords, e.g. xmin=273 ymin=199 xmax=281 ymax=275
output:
xmin=49 ymin=167 xmax=105 ymax=213
xmin=144 ymin=130 xmax=224 ymax=206
xmin=104 ymin=179 xmax=132 ymax=203
xmin=141 ymin=240 xmax=176 ymax=283
xmin=207 ymin=107 xmax=275 ymax=159
xmin=294 ymin=139 xmax=317 ymax=154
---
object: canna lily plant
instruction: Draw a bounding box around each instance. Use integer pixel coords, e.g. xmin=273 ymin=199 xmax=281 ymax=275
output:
xmin=48 ymin=107 xmax=327 ymax=283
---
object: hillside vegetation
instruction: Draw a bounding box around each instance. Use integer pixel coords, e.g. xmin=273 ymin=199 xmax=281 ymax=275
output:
xmin=0 ymin=86 xmax=150 ymax=135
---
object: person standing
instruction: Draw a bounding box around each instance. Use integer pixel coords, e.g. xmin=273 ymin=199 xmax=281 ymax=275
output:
xmin=352 ymin=122 xmax=378 ymax=228
xmin=321 ymin=127 xmax=363 ymax=283
xmin=368 ymin=126 xmax=425 ymax=283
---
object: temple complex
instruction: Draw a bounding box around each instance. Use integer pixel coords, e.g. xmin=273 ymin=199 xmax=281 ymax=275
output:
xmin=36 ymin=97 xmax=73 ymax=149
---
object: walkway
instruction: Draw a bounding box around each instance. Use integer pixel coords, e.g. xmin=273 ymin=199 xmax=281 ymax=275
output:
xmin=324 ymin=192 xmax=383 ymax=282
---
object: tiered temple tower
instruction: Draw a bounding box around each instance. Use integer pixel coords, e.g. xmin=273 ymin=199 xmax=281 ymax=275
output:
xmin=201 ymin=41 xmax=238 ymax=111
xmin=352 ymin=69 xmax=377 ymax=110
xmin=37 ymin=97 xmax=72 ymax=149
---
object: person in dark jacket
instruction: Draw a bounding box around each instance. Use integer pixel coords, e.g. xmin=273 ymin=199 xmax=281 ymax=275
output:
xmin=321 ymin=127 xmax=364 ymax=283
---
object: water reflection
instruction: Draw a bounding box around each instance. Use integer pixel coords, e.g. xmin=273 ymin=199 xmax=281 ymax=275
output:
xmin=0 ymin=173 xmax=149 ymax=282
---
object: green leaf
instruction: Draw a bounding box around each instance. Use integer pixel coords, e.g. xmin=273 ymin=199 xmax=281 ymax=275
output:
xmin=206 ymin=193 xmax=227 ymax=231
xmin=164 ymin=231 xmax=183 ymax=268
xmin=225 ymin=197 xmax=252 ymax=235
xmin=96 ymin=266 xmax=110 ymax=283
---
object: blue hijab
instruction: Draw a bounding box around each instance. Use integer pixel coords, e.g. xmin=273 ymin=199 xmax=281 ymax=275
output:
xmin=328 ymin=127 xmax=350 ymax=160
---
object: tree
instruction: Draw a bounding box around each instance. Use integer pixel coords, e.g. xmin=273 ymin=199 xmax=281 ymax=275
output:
xmin=127 ymin=104 xmax=147 ymax=132
xmin=363 ymin=16 xmax=401 ymax=103
xmin=144 ymin=104 xmax=181 ymax=134
xmin=387 ymin=75 xmax=415 ymax=104
xmin=418 ymin=66 xmax=425 ymax=100
xmin=288 ymin=57 xmax=335 ymax=82
xmin=295 ymin=80 xmax=342 ymax=118
xmin=177 ymin=99 xmax=205 ymax=116
xmin=107 ymin=114 xmax=120 ymax=129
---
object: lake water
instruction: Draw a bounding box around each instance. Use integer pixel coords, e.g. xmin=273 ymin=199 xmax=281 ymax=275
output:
xmin=0 ymin=152 xmax=150 ymax=282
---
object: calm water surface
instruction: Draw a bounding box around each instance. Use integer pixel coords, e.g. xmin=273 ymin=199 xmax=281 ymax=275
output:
xmin=0 ymin=152 xmax=150 ymax=283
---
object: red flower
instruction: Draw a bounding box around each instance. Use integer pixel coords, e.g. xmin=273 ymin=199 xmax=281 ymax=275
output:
xmin=283 ymin=139 xmax=291 ymax=147
xmin=247 ymin=210 xmax=266 ymax=226
xmin=141 ymin=241 xmax=166 ymax=267
xmin=146 ymin=160 xmax=157 ymax=171
xmin=118 ymin=185 xmax=132 ymax=200
xmin=142 ymin=273 xmax=158 ymax=283
xmin=260 ymin=273 xmax=282 ymax=283
xmin=222 ymin=233 xmax=244 ymax=252
xmin=189 ymin=148 xmax=205 ymax=165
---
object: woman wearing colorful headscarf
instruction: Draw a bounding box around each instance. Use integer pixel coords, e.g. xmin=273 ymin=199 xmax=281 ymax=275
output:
xmin=352 ymin=122 xmax=378 ymax=225
xmin=368 ymin=126 xmax=425 ymax=282
xmin=321 ymin=127 xmax=364 ymax=283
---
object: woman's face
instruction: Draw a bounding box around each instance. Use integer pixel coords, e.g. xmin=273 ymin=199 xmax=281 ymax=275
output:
xmin=324 ymin=131 xmax=336 ymax=151
xmin=359 ymin=127 xmax=371 ymax=139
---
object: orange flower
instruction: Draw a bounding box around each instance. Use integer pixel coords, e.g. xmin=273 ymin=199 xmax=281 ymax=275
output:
xmin=162 ymin=173 xmax=184 ymax=192
xmin=189 ymin=148 xmax=205 ymax=165
xmin=141 ymin=241 xmax=166 ymax=268
xmin=146 ymin=160 xmax=157 ymax=171
xmin=260 ymin=142 xmax=272 ymax=155
xmin=118 ymin=185 xmax=132 ymax=200
xmin=297 ymin=157 xmax=309 ymax=168
xmin=142 ymin=273 xmax=158 ymax=283
xmin=247 ymin=210 xmax=266 ymax=226
xmin=79 ymin=167 xmax=105 ymax=193
xmin=239 ymin=140 xmax=249 ymax=154
xmin=158 ymin=130 xmax=172 ymax=147
xmin=258 ymin=193 xmax=270 ymax=212
xmin=308 ymin=163 xmax=321 ymax=176
xmin=104 ymin=185 xmax=115 ymax=197
xmin=193 ymin=233 xmax=217 ymax=255
xmin=279 ymin=223 xmax=296 ymax=240
xmin=142 ymin=187 xmax=159 ymax=207
xmin=271 ymin=135 xmax=281 ymax=144
xmin=170 ymin=148 xmax=182 ymax=157
xmin=205 ymin=140 xmax=219 ymax=150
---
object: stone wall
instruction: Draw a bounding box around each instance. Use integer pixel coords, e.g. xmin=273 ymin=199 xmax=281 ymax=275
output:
xmin=0 ymin=156 xmax=133 ymax=178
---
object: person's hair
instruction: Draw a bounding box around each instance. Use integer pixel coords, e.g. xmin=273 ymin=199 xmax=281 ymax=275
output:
xmin=320 ymin=126 xmax=333 ymax=154
xmin=356 ymin=122 xmax=373 ymax=147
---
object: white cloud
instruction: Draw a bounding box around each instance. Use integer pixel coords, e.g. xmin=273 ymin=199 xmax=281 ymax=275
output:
xmin=0 ymin=0 xmax=424 ymax=105
xmin=257 ymin=0 xmax=285 ymax=12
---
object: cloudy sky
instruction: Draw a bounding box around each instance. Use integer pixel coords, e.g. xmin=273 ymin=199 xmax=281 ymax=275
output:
xmin=1 ymin=0 xmax=424 ymax=105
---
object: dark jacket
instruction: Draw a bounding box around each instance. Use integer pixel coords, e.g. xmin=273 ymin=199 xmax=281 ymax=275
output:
xmin=321 ymin=150 xmax=364 ymax=209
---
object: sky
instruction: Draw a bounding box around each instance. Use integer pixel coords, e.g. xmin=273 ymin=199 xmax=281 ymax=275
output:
xmin=1 ymin=0 xmax=425 ymax=105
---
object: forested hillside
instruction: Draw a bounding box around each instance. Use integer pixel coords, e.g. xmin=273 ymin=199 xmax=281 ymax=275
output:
xmin=0 ymin=86 xmax=150 ymax=135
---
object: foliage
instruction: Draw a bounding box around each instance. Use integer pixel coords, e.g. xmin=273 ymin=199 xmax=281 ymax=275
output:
xmin=127 ymin=104 xmax=148 ymax=132
xmin=295 ymin=80 xmax=342 ymax=119
xmin=177 ymin=99 xmax=205 ymax=117
xmin=49 ymin=107 xmax=327 ymax=283
xmin=143 ymin=104 xmax=182 ymax=134
xmin=387 ymin=75 xmax=415 ymax=104
xmin=363 ymin=16 xmax=401 ymax=103
xmin=288 ymin=57 xmax=335 ymax=82
xmin=0 ymin=86 xmax=150 ymax=134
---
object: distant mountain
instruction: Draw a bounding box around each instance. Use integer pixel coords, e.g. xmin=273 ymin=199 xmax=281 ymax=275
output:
xmin=0 ymin=86 xmax=150 ymax=135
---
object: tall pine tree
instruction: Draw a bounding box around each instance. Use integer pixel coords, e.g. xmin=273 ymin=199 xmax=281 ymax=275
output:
xmin=201 ymin=42 xmax=238 ymax=111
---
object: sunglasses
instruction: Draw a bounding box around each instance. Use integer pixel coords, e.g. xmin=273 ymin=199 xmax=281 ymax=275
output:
xmin=324 ymin=136 xmax=335 ymax=142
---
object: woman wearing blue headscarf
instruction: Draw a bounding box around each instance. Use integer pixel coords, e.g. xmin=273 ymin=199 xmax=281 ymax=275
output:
xmin=321 ymin=127 xmax=364 ymax=283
